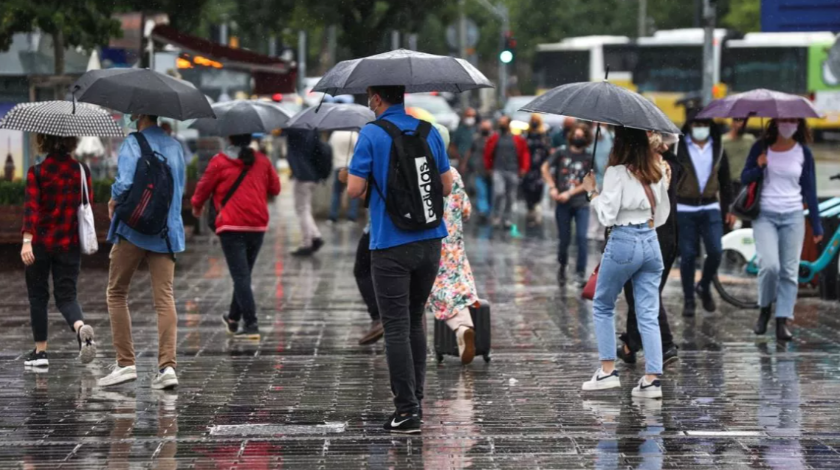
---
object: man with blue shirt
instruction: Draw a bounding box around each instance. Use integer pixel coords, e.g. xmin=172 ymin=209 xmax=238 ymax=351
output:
xmin=346 ymin=85 xmax=453 ymax=434
xmin=99 ymin=114 xmax=186 ymax=391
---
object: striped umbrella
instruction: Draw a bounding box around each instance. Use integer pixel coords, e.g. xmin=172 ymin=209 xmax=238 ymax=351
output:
xmin=0 ymin=100 xmax=123 ymax=137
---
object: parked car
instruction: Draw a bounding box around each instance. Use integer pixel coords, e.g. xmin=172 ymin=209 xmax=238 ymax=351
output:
xmin=502 ymin=95 xmax=565 ymax=134
xmin=405 ymin=93 xmax=460 ymax=131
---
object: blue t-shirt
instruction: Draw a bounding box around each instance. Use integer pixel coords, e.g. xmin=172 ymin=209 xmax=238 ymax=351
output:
xmin=349 ymin=104 xmax=451 ymax=250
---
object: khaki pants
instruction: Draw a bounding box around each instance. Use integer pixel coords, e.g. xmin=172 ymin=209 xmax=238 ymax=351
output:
xmin=107 ymin=240 xmax=177 ymax=369
xmin=445 ymin=308 xmax=474 ymax=331
xmin=294 ymin=180 xmax=322 ymax=248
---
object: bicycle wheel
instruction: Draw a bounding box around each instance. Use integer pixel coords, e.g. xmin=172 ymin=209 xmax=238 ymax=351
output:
xmin=713 ymin=248 xmax=760 ymax=309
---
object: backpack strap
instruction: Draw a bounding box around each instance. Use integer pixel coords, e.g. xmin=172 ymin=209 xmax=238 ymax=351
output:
xmin=131 ymin=131 xmax=153 ymax=156
xmin=365 ymin=120 xmax=404 ymax=208
xmin=415 ymin=120 xmax=432 ymax=139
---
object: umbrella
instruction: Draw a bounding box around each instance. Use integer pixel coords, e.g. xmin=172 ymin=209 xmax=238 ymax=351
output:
xmin=286 ymin=103 xmax=374 ymax=131
xmin=71 ymin=68 xmax=215 ymax=120
xmin=697 ymin=88 xmax=821 ymax=119
xmin=519 ymin=81 xmax=681 ymax=135
xmin=313 ymin=49 xmax=494 ymax=95
xmin=190 ymin=100 xmax=292 ymax=136
xmin=0 ymin=100 xmax=123 ymax=137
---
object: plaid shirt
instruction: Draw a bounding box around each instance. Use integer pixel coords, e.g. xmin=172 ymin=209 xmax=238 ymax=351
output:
xmin=22 ymin=154 xmax=93 ymax=252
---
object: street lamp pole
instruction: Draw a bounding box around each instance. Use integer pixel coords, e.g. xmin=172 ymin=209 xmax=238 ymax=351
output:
xmin=459 ymin=0 xmax=470 ymax=109
xmin=701 ymin=0 xmax=716 ymax=105
xmin=475 ymin=0 xmax=509 ymax=106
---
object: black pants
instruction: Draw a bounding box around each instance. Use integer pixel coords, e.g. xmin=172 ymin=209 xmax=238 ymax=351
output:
xmin=371 ymin=238 xmax=442 ymax=415
xmin=220 ymin=232 xmax=265 ymax=326
xmin=621 ymin=240 xmax=677 ymax=352
xmin=25 ymin=245 xmax=84 ymax=342
xmin=354 ymin=232 xmax=379 ymax=321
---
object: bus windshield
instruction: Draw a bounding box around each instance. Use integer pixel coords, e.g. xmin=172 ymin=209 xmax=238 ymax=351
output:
xmin=534 ymin=50 xmax=590 ymax=90
xmin=721 ymin=47 xmax=808 ymax=94
xmin=633 ymin=46 xmax=703 ymax=93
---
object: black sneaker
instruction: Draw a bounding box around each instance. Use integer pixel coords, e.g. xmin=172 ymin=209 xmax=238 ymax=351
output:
xmin=24 ymin=350 xmax=48 ymax=368
xmin=683 ymin=300 xmax=696 ymax=318
xmin=383 ymin=412 xmax=421 ymax=434
xmin=235 ymin=323 xmax=261 ymax=340
xmin=663 ymin=345 xmax=679 ymax=367
xmin=695 ymin=284 xmax=716 ymax=313
xmin=291 ymin=247 xmax=314 ymax=257
xmin=558 ymin=265 xmax=568 ymax=285
xmin=616 ymin=344 xmax=637 ymax=364
xmin=311 ymin=238 xmax=325 ymax=253
xmin=222 ymin=313 xmax=238 ymax=335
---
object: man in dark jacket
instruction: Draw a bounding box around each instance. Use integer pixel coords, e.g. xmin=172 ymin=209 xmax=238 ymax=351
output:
xmin=286 ymin=128 xmax=327 ymax=256
xmin=675 ymin=110 xmax=735 ymax=317
xmin=483 ymin=116 xmax=530 ymax=228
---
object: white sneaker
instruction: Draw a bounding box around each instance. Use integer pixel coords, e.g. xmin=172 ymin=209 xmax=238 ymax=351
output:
xmin=581 ymin=368 xmax=621 ymax=391
xmin=151 ymin=367 xmax=179 ymax=390
xmin=98 ymin=364 xmax=137 ymax=387
xmin=456 ymin=326 xmax=475 ymax=365
xmin=78 ymin=325 xmax=96 ymax=364
xmin=631 ymin=376 xmax=662 ymax=399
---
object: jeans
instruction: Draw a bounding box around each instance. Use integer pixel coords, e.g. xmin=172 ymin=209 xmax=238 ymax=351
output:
xmin=329 ymin=169 xmax=359 ymax=221
xmin=220 ymin=231 xmax=265 ymax=326
xmin=677 ymin=209 xmax=723 ymax=300
xmin=294 ymin=180 xmax=322 ymax=248
xmin=354 ymin=231 xmax=379 ymax=321
xmin=592 ymin=224 xmax=664 ymax=375
xmin=621 ymin=239 xmax=677 ymax=352
xmin=25 ymin=246 xmax=85 ymax=342
xmin=371 ymin=238 xmax=442 ymax=414
xmin=492 ymin=170 xmax=519 ymax=222
xmin=474 ymin=175 xmax=491 ymax=217
xmin=555 ymin=203 xmax=590 ymax=274
xmin=753 ymin=210 xmax=805 ymax=318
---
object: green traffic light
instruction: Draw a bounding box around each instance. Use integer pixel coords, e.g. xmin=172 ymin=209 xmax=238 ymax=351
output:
xmin=499 ymin=50 xmax=513 ymax=64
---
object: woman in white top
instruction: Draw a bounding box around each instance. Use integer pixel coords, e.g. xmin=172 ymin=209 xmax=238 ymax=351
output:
xmin=580 ymin=127 xmax=671 ymax=399
xmin=742 ymin=119 xmax=822 ymax=340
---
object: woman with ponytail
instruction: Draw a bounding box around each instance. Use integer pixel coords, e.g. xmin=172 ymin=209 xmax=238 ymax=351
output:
xmin=192 ymin=134 xmax=281 ymax=340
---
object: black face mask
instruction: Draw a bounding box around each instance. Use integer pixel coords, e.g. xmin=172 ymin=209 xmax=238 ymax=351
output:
xmin=481 ymin=129 xmax=490 ymax=136
xmin=571 ymin=138 xmax=587 ymax=148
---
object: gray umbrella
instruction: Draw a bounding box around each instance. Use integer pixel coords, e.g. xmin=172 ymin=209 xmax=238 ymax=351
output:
xmin=71 ymin=68 xmax=215 ymax=120
xmin=519 ymin=81 xmax=681 ymax=135
xmin=313 ymin=49 xmax=493 ymax=95
xmin=285 ymin=103 xmax=374 ymax=131
xmin=190 ymin=100 xmax=292 ymax=136
xmin=0 ymin=100 xmax=123 ymax=137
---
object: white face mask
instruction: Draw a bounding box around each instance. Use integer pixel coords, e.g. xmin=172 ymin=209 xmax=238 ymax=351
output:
xmin=463 ymin=117 xmax=476 ymax=127
xmin=691 ymin=126 xmax=710 ymax=142
xmin=122 ymin=115 xmax=139 ymax=130
xmin=778 ymin=122 xmax=798 ymax=139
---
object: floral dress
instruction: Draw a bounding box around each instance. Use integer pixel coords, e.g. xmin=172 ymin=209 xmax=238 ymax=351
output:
xmin=426 ymin=169 xmax=479 ymax=321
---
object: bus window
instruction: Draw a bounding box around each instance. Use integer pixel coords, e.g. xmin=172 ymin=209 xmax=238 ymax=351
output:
xmin=633 ymin=46 xmax=703 ymax=93
xmin=534 ymin=50 xmax=590 ymax=90
xmin=722 ymin=47 xmax=808 ymax=94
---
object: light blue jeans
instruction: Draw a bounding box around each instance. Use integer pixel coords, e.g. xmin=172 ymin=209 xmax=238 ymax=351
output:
xmin=753 ymin=210 xmax=805 ymax=318
xmin=592 ymin=224 xmax=664 ymax=375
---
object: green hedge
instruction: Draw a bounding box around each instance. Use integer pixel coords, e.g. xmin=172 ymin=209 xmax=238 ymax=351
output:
xmin=0 ymin=179 xmax=113 ymax=205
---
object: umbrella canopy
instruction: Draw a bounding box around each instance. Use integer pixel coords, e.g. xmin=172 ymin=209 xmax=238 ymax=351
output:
xmin=0 ymin=100 xmax=123 ymax=137
xmin=71 ymin=68 xmax=215 ymax=120
xmin=519 ymin=81 xmax=680 ymax=135
xmin=697 ymin=88 xmax=821 ymax=119
xmin=313 ymin=49 xmax=493 ymax=95
xmin=285 ymin=103 xmax=374 ymax=131
xmin=190 ymin=100 xmax=291 ymax=136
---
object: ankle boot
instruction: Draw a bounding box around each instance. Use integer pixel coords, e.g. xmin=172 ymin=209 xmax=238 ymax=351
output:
xmin=754 ymin=306 xmax=772 ymax=335
xmin=776 ymin=318 xmax=793 ymax=341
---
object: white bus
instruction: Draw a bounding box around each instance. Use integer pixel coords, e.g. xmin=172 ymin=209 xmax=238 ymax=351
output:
xmin=534 ymin=35 xmax=634 ymax=92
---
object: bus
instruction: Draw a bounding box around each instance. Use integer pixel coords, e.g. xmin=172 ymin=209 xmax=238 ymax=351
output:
xmin=722 ymin=32 xmax=840 ymax=137
xmin=534 ymin=35 xmax=635 ymax=93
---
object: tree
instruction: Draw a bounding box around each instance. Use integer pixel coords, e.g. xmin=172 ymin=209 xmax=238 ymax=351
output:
xmin=722 ymin=0 xmax=761 ymax=33
xmin=0 ymin=0 xmax=121 ymax=78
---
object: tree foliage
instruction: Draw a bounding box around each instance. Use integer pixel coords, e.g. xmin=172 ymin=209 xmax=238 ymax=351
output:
xmin=722 ymin=0 xmax=761 ymax=33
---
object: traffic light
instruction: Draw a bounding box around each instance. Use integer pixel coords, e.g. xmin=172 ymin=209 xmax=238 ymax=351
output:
xmin=500 ymin=31 xmax=516 ymax=64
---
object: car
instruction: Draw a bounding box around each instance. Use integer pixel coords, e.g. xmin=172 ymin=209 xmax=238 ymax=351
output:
xmin=503 ymin=95 xmax=565 ymax=134
xmin=404 ymin=93 xmax=460 ymax=131
xmin=302 ymin=76 xmax=354 ymax=107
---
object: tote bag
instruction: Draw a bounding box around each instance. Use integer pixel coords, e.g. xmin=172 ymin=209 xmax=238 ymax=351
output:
xmin=78 ymin=163 xmax=98 ymax=255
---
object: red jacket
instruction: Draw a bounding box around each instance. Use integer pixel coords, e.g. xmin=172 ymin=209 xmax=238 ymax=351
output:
xmin=192 ymin=151 xmax=281 ymax=233
xmin=484 ymin=132 xmax=531 ymax=174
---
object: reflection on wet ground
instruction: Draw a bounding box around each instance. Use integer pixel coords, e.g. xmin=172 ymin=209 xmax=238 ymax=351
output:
xmin=1 ymin=195 xmax=840 ymax=469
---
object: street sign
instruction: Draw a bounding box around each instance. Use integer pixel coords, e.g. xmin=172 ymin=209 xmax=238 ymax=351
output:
xmin=446 ymin=19 xmax=480 ymax=49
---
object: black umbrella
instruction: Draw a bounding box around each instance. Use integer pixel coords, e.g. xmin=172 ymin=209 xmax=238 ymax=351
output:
xmin=71 ymin=69 xmax=215 ymax=120
xmin=313 ymin=49 xmax=493 ymax=95
xmin=285 ymin=103 xmax=374 ymax=131
xmin=190 ymin=100 xmax=292 ymax=136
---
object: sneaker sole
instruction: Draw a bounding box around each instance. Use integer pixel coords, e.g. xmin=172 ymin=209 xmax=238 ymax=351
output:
xmin=358 ymin=330 xmax=384 ymax=345
xmin=221 ymin=316 xmax=237 ymax=335
xmin=582 ymin=380 xmax=621 ymax=391
xmin=79 ymin=325 xmax=96 ymax=364
xmin=388 ymin=428 xmax=421 ymax=434
xmin=24 ymin=359 xmax=49 ymax=368
xmin=663 ymin=355 xmax=680 ymax=367
xmin=460 ymin=329 xmax=475 ymax=365
xmin=234 ymin=334 xmax=261 ymax=340
xmin=98 ymin=374 xmax=138 ymax=388
xmin=151 ymin=379 xmax=179 ymax=390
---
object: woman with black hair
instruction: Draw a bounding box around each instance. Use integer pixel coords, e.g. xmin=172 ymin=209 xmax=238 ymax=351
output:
xmin=743 ymin=119 xmax=822 ymax=340
xmin=192 ymin=134 xmax=281 ymax=340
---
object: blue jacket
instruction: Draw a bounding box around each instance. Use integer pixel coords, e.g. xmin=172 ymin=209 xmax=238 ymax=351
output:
xmin=741 ymin=140 xmax=822 ymax=236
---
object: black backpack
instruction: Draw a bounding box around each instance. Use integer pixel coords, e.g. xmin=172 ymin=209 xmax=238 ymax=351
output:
xmin=312 ymin=138 xmax=333 ymax=181
xmin=366 ymin=120 xmax=444 ymax=231
xmin=114 ymin=132 xmax=176 ymax=257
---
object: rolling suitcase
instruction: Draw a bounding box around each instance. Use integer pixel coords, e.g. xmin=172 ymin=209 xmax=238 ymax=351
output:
xmin=434 ymin=299 xmax=491 ymax=363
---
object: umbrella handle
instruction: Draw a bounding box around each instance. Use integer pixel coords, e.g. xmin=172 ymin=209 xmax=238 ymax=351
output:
xmin=72 ymin=92 xmax=76 ymax=115
xmin=590 ymin=123 xmax=601 ymax=171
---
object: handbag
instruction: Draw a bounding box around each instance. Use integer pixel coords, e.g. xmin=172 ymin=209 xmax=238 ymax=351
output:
xmin=77 ymin=163 xmax=98 ymax=255
xmin=731 ymin=177 xmax=762 ymax=221
xmin=208 ymin=166 xmax=250 ymax=233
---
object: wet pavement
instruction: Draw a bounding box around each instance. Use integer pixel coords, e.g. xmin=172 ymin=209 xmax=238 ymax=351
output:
xmin=2 ymin=193 xmax=840 ymax=469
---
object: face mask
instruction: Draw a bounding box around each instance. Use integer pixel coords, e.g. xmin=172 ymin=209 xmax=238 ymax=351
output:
xmin=463 ymin=117 xmax=475 ymax=127
xmin=778 ymin=122 xmax=798 ymax=139
xmin=571 ymin=138 xmax=587 ymax=148
xmin=121 ymin=115 xmax=138 ymax=130
xmin=367 ymin=95 xmax=377 ymax=114
xmin=530 ymin=121 xmax=539 ymax=129
xmin=691 ymin=126 xmax=710 ymax=142
xmin=481 ymin=129 xmax=490 ymax=137
xmin=499 ymin=125 xmax=509 ymax=133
